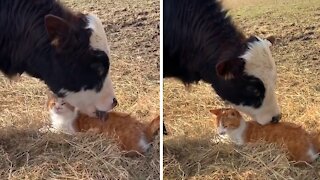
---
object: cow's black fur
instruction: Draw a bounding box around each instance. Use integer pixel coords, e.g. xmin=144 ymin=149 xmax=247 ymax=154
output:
xmin=0 ymin=0 xmax=109 ymax=96
xmin=164 ymin=0 xmax=265 ymax=107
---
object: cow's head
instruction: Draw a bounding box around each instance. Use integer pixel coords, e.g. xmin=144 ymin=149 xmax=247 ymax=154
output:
xmin=215 ymin=36 xmax=281 ymax=125
xmin=44 ymin=13 xmax=117 ymax=118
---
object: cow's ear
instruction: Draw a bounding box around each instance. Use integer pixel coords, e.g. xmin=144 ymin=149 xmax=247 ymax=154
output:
xmin=45 ymin=15 xmax=70 ymax=47
xmin=215 ymin=59 xmax=244 ymax=80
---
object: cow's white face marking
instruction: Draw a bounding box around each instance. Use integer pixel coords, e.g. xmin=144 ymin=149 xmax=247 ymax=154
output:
xmin=60 ymin=72 xmax=115 ymax=116
xmin=86 ymin=14 xmax=111 ymax=56
xmin=234 ymin=37 xmax=280 ymax=125
xmin=58 ymin=14 xmax=116 ymax=116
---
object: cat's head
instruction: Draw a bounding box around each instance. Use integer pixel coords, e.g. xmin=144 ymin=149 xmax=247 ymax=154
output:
xmin=47 ymin=92 xmax=75 ymax=116
xmin=210 ymin=108 xmax=243 ymax=135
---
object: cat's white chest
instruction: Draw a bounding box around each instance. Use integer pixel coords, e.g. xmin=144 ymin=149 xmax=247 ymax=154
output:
xmin=227 ymin=120 xmax=246 ymax=145
xmin=50 ymin=112 xmax=76 ymax=134
xmin=229 ymin=134 xmax=244 ymax=145
xmin=139 ymin=134 xmax=151 ymax=152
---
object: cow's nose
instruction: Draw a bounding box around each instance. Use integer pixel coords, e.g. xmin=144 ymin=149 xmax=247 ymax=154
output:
xmin=271 ymin=114 xmax=282 ymax=123
xmin=112 ymin=98 xmax=118 ymax=108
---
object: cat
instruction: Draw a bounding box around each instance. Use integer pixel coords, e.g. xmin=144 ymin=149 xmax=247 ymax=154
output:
xmin=46 ymin=93 xmax=160 ymax=156
xmin=210 ymin=108 xmax=320 ymax=163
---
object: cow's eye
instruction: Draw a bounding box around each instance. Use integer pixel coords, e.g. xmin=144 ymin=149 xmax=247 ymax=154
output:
xmin=253 ymin=89 xmax=260 ymax=96
xmin=247 ymin=86 xmax=260 ymax=96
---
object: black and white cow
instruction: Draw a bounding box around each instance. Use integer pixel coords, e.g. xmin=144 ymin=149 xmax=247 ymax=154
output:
xmin=0 ymin=0 xmax=117 ymax=118
xmin=164 ymin=0 xmax=281 ymax=125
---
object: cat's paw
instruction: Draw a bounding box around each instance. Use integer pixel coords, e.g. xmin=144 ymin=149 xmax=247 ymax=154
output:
xmin=38 ymin=126 xmax=61 ymax=134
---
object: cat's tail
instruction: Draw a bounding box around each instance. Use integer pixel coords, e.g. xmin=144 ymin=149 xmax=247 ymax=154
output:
xmin=145 ymin=115 xmax=160 ymax=142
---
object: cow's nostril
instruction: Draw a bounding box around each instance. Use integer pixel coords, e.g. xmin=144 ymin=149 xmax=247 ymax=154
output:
xmin=112 ymin=98 xmax=118 ymax=107
xmin=271 ymin=114 xmax=282 ymax=123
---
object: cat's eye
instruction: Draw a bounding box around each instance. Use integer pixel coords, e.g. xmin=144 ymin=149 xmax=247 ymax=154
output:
xmin=61 ymin=102 xmax=66 ymax=105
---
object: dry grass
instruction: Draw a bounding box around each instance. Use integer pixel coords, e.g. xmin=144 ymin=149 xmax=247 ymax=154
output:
xmin=164 ymin=0 xmax=320 ymax=179
xmin=0 ymin=0 xmax=159 ymax=179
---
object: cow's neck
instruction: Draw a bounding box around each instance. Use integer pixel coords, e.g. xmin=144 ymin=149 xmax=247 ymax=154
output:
xmin=191 ymin=15 xmax=247 ymax=84
xmin=25 ymin=52 xmax=58 ymax=88
xmin=8 ymin=2 xmax=77 ymax=95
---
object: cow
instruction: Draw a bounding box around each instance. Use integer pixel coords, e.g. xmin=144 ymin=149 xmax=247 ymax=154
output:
xmin=0 ymin=0 xmax=117 ymax=119
xmin=164 ymin=0 xmax=281 ymax=128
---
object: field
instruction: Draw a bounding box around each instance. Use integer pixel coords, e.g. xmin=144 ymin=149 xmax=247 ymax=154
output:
xmin=0 ymin=0 xmax=159 ymax=179
xmin=164 ymin=0 xmax=320 ymax=179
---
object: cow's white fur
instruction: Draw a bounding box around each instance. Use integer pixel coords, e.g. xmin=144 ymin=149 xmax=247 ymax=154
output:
xmin=60 ymin=73 xmax=115 ymax=117
xmin=59 ymin=14 xmax=116 ymax=116
xmin=86 ymin=14 xmax=111 ymax=56
xmin=234 ymin=37 xmax=280 ymax=125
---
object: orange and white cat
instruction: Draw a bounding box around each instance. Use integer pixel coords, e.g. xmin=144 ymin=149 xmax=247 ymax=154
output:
xmin=210 ymin=108 xmax=320 ymax=163
xmin=46 ymin=94 xmax=160 ymax=156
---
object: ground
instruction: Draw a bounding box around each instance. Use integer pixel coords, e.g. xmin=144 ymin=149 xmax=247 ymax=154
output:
xmin=0 ymin=0 xmax=159 ymax=179
xmin=164 ymin=0 xmax=320 ymax=179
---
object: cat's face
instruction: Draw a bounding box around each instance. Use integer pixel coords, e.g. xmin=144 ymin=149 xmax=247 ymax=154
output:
xmin=47 ymin=95 xmax=75 ymax=115
xmin=210 ymin=108 xmax=242 ymax=135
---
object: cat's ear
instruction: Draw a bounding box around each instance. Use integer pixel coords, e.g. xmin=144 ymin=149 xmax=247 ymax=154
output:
xmin=46 ymin=90 xmax=57 ymax=98
xmin=45 ymin=90 xmax=56 ymax=109
xmin=228 ymin=110 xmax=240 ymax=118
xmin=210 ymin=109 xmax=222 ymax=116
